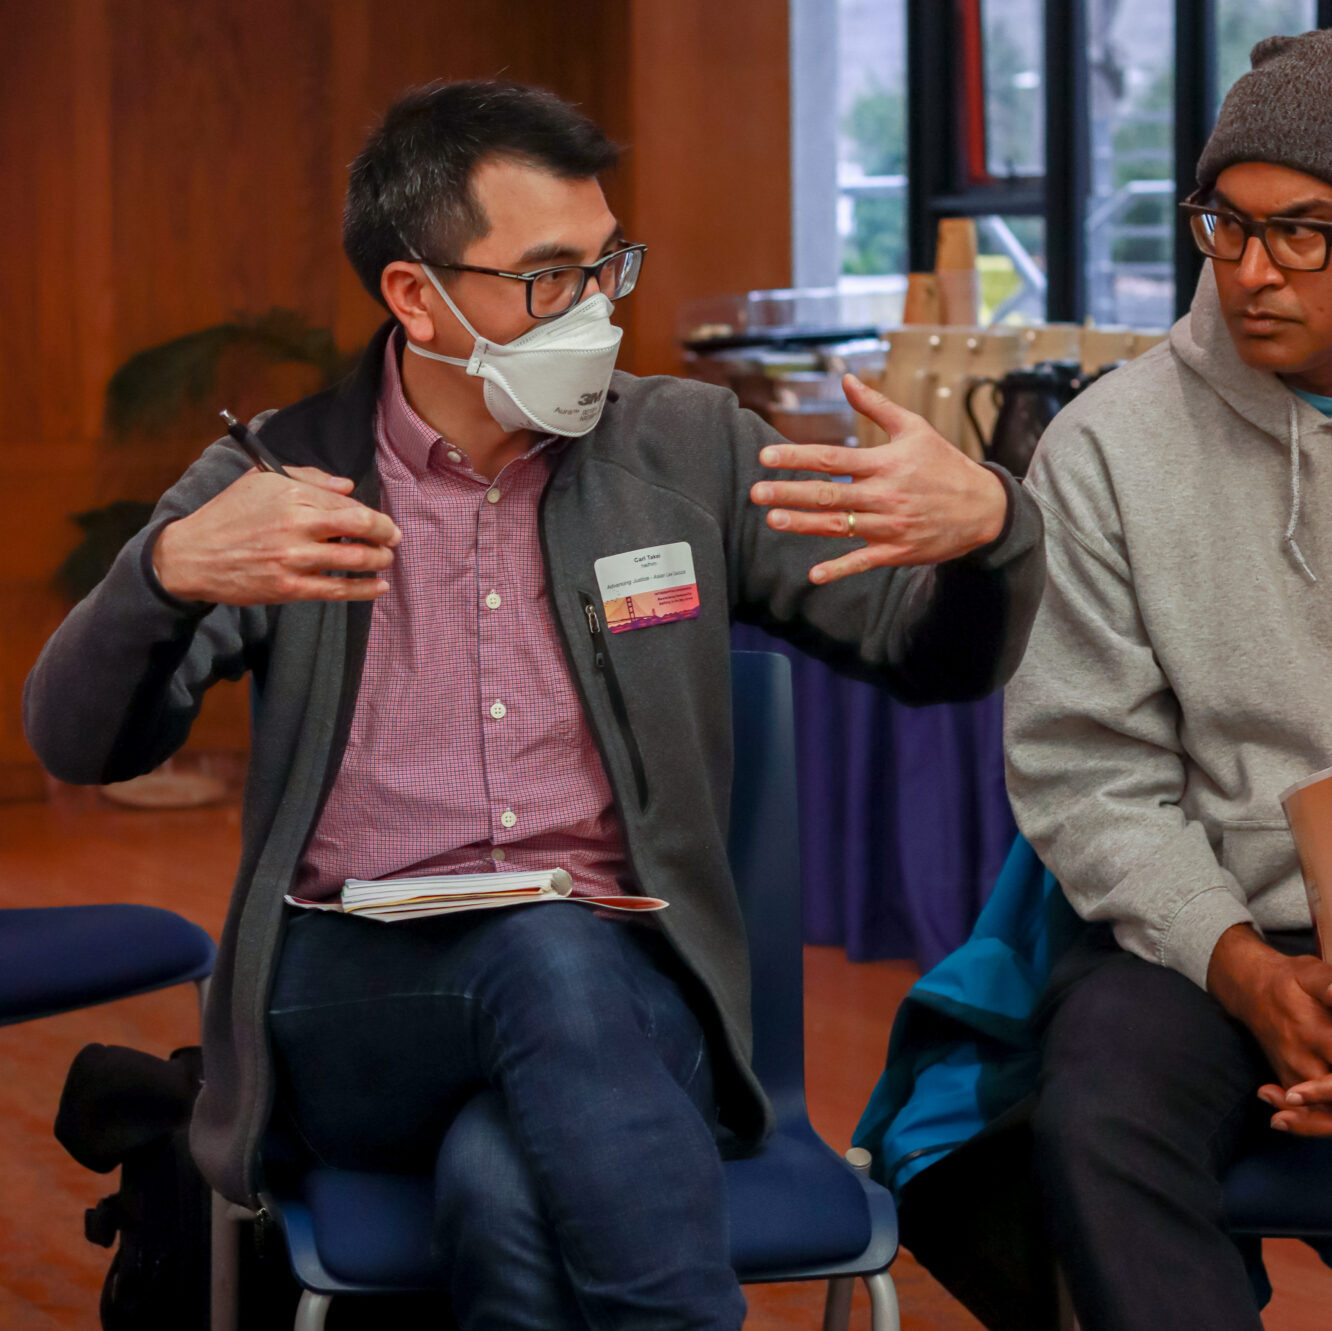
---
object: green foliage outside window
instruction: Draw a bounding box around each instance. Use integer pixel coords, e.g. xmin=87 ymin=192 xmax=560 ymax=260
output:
xmin=1110 ymin=68 xmax=1172 ymax=265
xmin=841 ymin=80 xmax=907 ymax=276
xmin=1108 ymin=1 xmax=1310 ymax=268
xmin=840 ymin=19 xmax=1038 ymax=281
xmin=836 ymin=6 xmax=1312 ymax=286
xmin=1217 ymin=2 xmax=1313 ymax=100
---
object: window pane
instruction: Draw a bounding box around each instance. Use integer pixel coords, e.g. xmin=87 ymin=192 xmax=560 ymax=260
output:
xmin=1085 ymin=0 xmax=1175 ymax=328
xmin=982 ymin=0 xmax=1046 ymax=178
xmin=1216 ymin=1 xmax=1315 ymax=108
xmin=837 ymin=0 xmax=908 ymax=286
xmin=978 ymin=215 xmax=1048 ymax=322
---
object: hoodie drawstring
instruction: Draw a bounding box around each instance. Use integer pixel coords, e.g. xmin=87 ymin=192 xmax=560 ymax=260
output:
xmin=1284 ymin=397 xmax=1317 ymax=582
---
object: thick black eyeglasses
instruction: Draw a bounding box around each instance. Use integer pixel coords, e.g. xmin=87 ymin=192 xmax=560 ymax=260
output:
xmin=418 ymin=244 xmax=647 ymax=319
xmin=1180 ymin=194 xmax=1332 ymax=273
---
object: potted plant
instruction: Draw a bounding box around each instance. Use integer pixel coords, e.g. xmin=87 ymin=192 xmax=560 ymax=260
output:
xmin=55 ymin=308 xmax=351 ymax=601
xmin=55 ymin=309 xmax=352 ymax=806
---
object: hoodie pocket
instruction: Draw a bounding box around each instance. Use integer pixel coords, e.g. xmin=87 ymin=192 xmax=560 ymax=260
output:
xmin=1217 ymin=821 xmax=1295 ymax=897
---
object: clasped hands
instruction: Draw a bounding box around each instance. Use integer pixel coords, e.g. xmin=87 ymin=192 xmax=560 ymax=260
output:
xmin=153 ymin=467 xmax=401 ymax=605
xmin=1209 ymin=924 xmax=1332 ymax=1137
xmin=749 ymin=373 xmax=1008 ymax=584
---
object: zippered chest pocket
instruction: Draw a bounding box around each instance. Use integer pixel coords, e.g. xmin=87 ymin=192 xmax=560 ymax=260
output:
xmin=580 ymin=591 xmax=649 ymax=808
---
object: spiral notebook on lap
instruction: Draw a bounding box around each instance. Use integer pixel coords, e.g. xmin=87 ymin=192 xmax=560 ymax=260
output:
xmin=284 ymin=868 xmax=667 ymax=922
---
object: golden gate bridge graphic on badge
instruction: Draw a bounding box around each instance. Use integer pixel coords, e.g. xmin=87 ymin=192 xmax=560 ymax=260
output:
xmin=595 ymin=541 xmax=702 ymax=634
xmin=602 ymin=583 xmax=700 ymax=632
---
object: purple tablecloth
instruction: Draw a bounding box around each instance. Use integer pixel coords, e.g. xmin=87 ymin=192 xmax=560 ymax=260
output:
xmin=731 ymin=623 xmax=1016 ymax=970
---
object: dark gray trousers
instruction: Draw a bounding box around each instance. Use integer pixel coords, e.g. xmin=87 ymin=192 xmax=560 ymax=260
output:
xmin=1032 ymin=925 xmax=1315 ymax=1331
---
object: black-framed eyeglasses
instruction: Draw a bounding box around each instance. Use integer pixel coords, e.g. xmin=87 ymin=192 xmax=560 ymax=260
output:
xmin=1180 ymin=194 xmax=1332 ymax=273
xmin=417 ymin=243 xmax=647 ymax=319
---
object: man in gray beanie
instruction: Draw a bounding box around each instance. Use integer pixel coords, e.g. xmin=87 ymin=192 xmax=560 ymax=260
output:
xmin=1003 ymin=28 xmax=1332 ymax=1331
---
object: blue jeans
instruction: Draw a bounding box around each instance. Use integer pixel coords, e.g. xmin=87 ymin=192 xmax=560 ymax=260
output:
xmin=268 ymin=905 xmax=745 ymax=1331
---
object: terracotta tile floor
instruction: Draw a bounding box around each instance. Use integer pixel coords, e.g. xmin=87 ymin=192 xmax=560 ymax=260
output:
xmin=0 ymin=789 xmax=1328 ymax=1328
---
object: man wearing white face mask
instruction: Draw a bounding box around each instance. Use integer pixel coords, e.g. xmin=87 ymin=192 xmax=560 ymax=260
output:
xmin=25 ymin=80 xmax=1043 ymax=1329
xmin=404 ymin=241 xmax=631 ymax=437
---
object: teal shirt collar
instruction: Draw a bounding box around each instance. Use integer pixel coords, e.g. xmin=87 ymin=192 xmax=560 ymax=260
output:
xmin=1289 ymin=384 xmax=1332 ymax=417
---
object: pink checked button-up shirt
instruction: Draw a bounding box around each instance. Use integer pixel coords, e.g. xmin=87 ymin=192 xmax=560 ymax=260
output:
xmin=294 ymin=333 xmax=628 ymax=899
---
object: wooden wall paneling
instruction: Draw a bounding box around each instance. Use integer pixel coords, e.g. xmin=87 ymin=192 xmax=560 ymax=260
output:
xmin=327 ymin=0 xmax=381 ymax=355
xmin=0 ymin=9 xmax=47 ymax=433
xmin=69 ymin=0 xmax=118 ymax=442
xmin=621 ymin=0 xmax=792 ymax=375
xmin=0 ymin=1 xmax=117 ymax=782
xmin=1 ymin=1 xmax=115 ymax=443
xmin=106 ymin=0 xmax=338 ymax=358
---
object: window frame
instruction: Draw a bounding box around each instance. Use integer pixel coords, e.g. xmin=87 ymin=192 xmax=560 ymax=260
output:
xmin=903 ymin=0 xmax=1332 ymax=323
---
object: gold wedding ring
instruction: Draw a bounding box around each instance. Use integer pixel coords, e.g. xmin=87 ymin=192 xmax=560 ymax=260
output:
xmin=845 ymin=511 xmax=857 ymax=538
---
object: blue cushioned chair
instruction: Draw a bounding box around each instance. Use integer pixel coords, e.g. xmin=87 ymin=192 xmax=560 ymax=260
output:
xmin=1225 ymin=1135 xmax=1332 ymax=1238
xmin=252 ymin=651 xmax=900 ymax=1331
xmin=2 ymin=903 xmax=219 ymax=1320
xmin=1223 ymin=1133 xmax=1332 ymax=1308
xmin=0 ymin=903 xmax=215 ymax=1027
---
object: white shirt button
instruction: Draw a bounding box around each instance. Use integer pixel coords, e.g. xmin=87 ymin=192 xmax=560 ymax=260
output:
xmin=484 ymin=591 xmax=502 ymax=610
xmin=500 ymin=809 xmax=517 ymax=829
xmin=486 ymin=488 xmax=501 ymax=504
xmin=489 ymin=700 xmax=507 ymax=720
xmin=491 ymin=847 xmax=506 ymax=862
xmin=447 ymin=449 xmax=463 ymax=464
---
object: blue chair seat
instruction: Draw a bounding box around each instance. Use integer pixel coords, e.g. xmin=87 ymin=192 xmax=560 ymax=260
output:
xmin=284 ymin=1120 xmax=882 ymax=1292
xmin=1224 ymin=1135 xmax=1332 ymax=1236
xmin=0 ymin=905 xmax=216 ymax=1025
xmin=726 ymin=1124 xmax=873 ymax=1273
xmin=301 ymin=1171 xmax=440 ymax=1287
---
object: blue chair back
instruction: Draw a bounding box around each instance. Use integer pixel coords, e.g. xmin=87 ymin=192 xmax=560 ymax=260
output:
xmin=728 ymin=651 xmax=808 ymax=1128
xmin=0 ymin=904 xmax=215 ymax=1026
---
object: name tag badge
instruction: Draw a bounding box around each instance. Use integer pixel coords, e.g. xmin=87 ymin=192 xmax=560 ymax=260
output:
xmin=594 ymin=542 xmax=700 ymax=634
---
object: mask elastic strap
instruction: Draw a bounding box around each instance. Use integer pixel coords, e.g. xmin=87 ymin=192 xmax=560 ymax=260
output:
xmin=405 ymin=341 xmax=469 ymax=368
xmin=402 ymin=254 xmax=482 ymax=368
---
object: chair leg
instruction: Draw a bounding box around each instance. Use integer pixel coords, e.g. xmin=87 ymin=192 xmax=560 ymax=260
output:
xmin=864 ymin=1270 xmax=900 ymax=1331
xmin=294 ymin=1290 xmax=333 ymax=1331
xmin=822 ymin=1275 xmax=855 ymax=1331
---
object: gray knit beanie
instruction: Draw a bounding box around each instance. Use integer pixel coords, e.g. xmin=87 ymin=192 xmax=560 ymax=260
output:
xmin=1196 ymin=30 xmax=1332 ymax=191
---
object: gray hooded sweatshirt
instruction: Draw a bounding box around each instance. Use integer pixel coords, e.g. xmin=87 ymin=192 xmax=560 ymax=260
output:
xmin=1005 ymin=264 xmax=1332 ymax=989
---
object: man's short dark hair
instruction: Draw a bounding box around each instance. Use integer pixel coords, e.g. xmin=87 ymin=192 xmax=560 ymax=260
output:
xmin=343 ymin=80 xmax=620 ymax=306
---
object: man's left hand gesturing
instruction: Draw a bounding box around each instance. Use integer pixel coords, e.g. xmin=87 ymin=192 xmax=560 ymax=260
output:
xmin=749 ymin=373 xmax=1009 ymax=585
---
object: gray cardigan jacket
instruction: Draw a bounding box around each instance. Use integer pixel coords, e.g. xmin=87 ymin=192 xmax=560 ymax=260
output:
xmin=25 ymin=324 xmax=1043 ymax=1204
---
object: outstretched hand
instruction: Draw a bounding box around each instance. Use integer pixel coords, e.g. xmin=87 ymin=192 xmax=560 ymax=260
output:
xmin=749 ymin=374 xmax=1008 ymax=585
xmin=152 ymin=466 xmax=402 ymax=605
